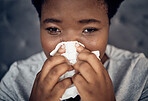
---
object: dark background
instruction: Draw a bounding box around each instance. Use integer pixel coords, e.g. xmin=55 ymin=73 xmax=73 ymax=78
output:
xmin=0 ymin=0 xmax=148 ymax=80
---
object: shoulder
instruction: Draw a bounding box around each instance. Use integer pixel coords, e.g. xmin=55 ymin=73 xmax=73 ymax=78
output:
xmin=106 ymin=44 xmax=148 ymax=76
xmin=0 ymin=51 xmax=46 ymax=100
xmin=1 ymin=51 xmax=46 ymax=82
xmin=106 ymin=44 xmax=147 ymax=60
xmin=17 ymin=51 xmax=46 ymax=66
xmin=106 ymin=45 xmax=148 ymax=100
xmin=6 ymin=51 xmax=46 ymax=78
xmin=106 ymin=44 xmax=148 ymax=66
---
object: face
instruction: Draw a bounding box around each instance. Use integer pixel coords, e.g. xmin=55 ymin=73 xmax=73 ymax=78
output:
xmin=40 ymin=0 xmax=109 ymax=59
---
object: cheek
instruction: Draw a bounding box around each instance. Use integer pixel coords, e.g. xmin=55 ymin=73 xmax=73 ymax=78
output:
xmin=84 ymin=39 xmax=107 ymax=59
xmin=82 ymin=28 xmax=108 ymax=59
xmin=40 ymin=29 xmax=61 ymax=58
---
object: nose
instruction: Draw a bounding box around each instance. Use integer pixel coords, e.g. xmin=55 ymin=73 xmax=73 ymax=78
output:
xmin=61 ymin=30 xmax=80 ymax=42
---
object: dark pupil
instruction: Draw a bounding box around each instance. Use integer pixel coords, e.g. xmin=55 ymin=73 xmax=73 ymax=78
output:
xmin=50 ymin=28 xmax=58 ymax=32
xmin=87 ymin=29 xmax=94 ymax=32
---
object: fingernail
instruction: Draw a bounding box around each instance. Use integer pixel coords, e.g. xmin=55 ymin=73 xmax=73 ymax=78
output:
xmin=75 ymin=43 xmax=80 ymax=48
xmin=61 ymin=44 xmax=65 ymax=49
xmin=59 ymin=44 xmax=65 ymax=53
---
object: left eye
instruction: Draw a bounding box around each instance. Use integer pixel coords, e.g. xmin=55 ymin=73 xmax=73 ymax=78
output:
xmin=45 ymin=27 xmax=61 ymax=35
xmin=83 ymin=28 xmax=99 ymax=33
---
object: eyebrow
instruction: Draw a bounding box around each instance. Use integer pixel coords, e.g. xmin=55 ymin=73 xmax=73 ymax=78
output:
xmin=79 ymin=19 xmax=101 ymax=24
xmin=43 ymin=18 xmax=62 ymax=23
xmin=43 ymin=18 xmax=101 ymax=24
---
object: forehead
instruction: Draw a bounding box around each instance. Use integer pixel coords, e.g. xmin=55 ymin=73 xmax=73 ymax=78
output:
xmin=41 ymin=0 xmax=107 ymax=18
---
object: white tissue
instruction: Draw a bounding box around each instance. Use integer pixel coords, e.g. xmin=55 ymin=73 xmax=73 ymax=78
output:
xmin=50 ymin=41 xmax=100 ymax=100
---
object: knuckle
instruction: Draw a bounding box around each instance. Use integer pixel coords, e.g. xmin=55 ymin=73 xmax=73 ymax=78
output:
xmin=51 ymin=68 xmax=58 ymax=75
xmin=48 ymin=93 xmax=54 ymax=99
xmin=66 ymin=79 xmax=72 ymax=85
xmin=55 ymin=64 xmax=69 ymax=75
xmin=44 ymin=76 xmax=53 ymax=84
xmin=79 ymin=62 xmax=89 ymax=71
xmin=88 ymin=53 xmax=96 ymax=59
xmin=45 ymin=58 xmax=52 ymax=64
xmin=79 ymin=61 xmax=85 ymax=67
xmin=47 ymin=55 xmax=65 ymax=63
xmin=38 ymin=82 xmax=45 ymax=92
xmin=60 ymin=56 xmax=67 ymax=62
xmin=78 ymin=52 xmax=84 ymax=58
xmin=45 ymin=93 xmax=54 ymax=100
xmin=58 ymin=82 xmax=66 ymax=89
xmin=62 ymin=64 xmax=69 ymax=71
xmin=85 ymin=85 xmax=95 ymax=95
xmin=77 ymin=53 xmax=83 ymax=59
xmin=78 ymin=63 xmax=84 ymax=71
xmin=79 ymin=66 xmax=83 ymax=73
xmin=83 ymin=67 xmax=90 ymax=74
xmin=50 ymin=63 xmax=69 ymax=77
xmin=87 ymin=89 xmax=94 ymax=95
xmin=72 ymin=75 xmax=77 ymax=81
xmin=74 ymin=74 xmax=82 ymax=84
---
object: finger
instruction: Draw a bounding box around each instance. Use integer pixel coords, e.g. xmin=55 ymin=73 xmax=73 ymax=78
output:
xmin=77 ymin=52 xmax=105 ymax=74
xmin=51 ymin=78 xmax=72 ymax=99
xmin=54 ymin=44 xmax=66 ymax=56
xmin=29 ymin=71 xmax=41 ymax=98
xmin=73 ymin=61 xmax=97 ymax=83
xmin=35 ymin=71 xmax=41 ymax=85
xmin=43 ymin=63 xmax=72 ymax=90
xmin=72 ymin=74 xmax=88 ymax=95
xmin=32 ymin=71 xmax=41 ymax=90
xmin=75 ymin=43 xmax=90 ymax=53
xmin=39 ymin=56 xmax=69 ymax=81
xmin=53 ymin=44 xmax=72 ymax=68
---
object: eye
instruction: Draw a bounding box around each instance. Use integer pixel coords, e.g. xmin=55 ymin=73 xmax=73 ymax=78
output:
xmin=45 ymin=27 xmax=61 ymax=35
xmin=83 ymin=28 xmax=99 ymax=34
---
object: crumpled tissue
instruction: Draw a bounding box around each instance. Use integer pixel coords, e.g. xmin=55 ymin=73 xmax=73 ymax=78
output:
xmin=50 ymin=41 xmax=100 ymax=100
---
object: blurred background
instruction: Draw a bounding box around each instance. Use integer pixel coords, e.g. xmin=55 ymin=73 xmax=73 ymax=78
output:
xmin=0 ymin=0 xmax=148 ymax=80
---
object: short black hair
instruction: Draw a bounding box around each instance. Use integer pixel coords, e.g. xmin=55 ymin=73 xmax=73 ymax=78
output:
xmin=104 ymin=0 xmax=125 ymax=20
xmin=32 ymin=0 xmax=124 ymax=22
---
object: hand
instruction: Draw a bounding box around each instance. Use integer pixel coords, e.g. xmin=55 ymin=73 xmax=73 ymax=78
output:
xmin=29 ymin=45 xmax=72 ymax=101
xmin=72 ymin=44 xmax=115 ymax=101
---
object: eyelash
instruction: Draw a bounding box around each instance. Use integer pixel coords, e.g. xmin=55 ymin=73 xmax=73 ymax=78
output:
xmin=45 ymin=27 xmax=99 ymax=35
xmin=82 ymin=28 xmax=99 ymax=34
xmin=45 ymin=27 xmax=61 ymax=35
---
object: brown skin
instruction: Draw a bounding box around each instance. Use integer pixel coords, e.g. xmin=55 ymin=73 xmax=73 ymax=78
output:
xmin=29 ymin=0 xmax=115 ymax=101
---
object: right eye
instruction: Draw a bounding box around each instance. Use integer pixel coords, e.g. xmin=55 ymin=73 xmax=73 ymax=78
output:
xmin=45 ymin=27 xmax=61 ymax=35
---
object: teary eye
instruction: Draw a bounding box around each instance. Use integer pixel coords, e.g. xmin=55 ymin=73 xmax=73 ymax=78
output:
xmin=83 ymin=28 xmax=99 ymax=34
xmin=45 ymin=27 xmax=61 ymax=35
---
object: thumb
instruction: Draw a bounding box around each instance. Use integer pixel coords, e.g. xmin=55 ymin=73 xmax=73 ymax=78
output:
xmin=55 ymin=44 xmax=66 ymax=56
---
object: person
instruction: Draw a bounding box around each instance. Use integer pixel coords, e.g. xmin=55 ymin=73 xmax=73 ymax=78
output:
xmin=0 ymin=0 xmax=147 ymax=101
